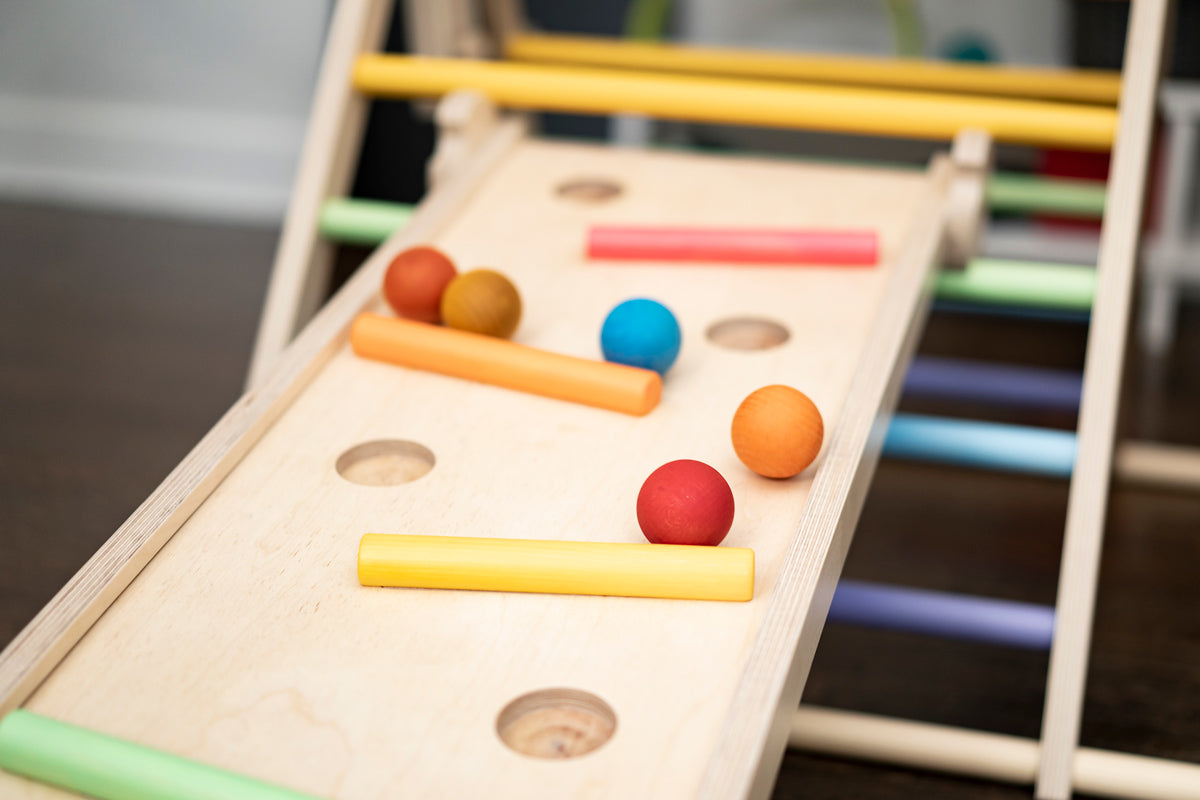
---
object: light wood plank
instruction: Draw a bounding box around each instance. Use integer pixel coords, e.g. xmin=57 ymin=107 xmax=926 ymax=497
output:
xmin=3 ymin=140 xmax=938 ymax=799
xmin=1036 ymin=1 xmax=1174 ymax=797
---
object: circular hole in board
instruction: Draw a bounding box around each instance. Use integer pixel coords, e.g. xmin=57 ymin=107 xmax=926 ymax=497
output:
xmin=335 ymin=440 xmax=435 ymax=486
xmin=496 ymin=688 xmax=617 ymax=759
xmin=555 ymin=178 xmax=623 ymax=204
xmin=706 ymin=317 xmax=791 ymax=351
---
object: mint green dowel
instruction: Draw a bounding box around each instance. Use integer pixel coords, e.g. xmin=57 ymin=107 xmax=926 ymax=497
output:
xmin=935 ymin=259 xmax=1096 ymax=311
xmin=318 ymin=197 xmax=414 ymax=246
xmin=986 ymin=173 xmax=1106 ymax=219
xmin=0 ymin=710 xmax=323 ymax=800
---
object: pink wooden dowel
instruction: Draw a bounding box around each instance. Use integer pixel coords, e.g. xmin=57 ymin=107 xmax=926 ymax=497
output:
xmin=587 ymin=225 xmax=878 ymax=265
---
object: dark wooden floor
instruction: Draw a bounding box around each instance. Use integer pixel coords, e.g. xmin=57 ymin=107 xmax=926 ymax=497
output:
xmin=1 ymin=199 xmax=1198 ymax=798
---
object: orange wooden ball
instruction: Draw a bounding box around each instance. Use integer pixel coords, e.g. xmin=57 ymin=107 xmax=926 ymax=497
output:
xmin=382 ymin=246 xmax=458 ymax=323
xmin=440 ymin=269 xmax=522 ymax=339
xmin=731 ymin=385 xmax=824 ymax=478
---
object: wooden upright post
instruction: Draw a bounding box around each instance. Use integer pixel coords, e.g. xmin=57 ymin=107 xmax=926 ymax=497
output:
xmin=1036 ymin=1 xmax=1173 ymax=797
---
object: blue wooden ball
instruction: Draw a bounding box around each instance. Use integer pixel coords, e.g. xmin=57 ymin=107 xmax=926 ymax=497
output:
xmin=600 ymin=298 xmax=682 ymax=375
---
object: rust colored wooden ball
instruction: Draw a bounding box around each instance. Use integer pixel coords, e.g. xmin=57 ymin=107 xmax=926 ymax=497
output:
xmin=440 ymin=269 xmax=522 ymax=339
xmin=731 ymin=385 xmax=824 ymax=479
xmin=637 ymin=459 xmax=735 ymax=546
xmin=382 ymin=246 xmax=458 ymax=323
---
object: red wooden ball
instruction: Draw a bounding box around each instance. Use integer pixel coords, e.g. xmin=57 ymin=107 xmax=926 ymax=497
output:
xmin=382 ymin=246 xmax=458 ymax=323
xmin=636 ymin=459 xmax=735 ymax=546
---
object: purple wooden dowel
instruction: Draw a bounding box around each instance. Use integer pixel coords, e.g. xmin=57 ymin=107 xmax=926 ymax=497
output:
xmin=830 ymin=579 xmax=1055 ymax=650
xmin=904 ymin=356 xmax=1082 ymax=412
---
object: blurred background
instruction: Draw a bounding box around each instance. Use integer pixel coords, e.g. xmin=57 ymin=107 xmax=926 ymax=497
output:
xmin=2 ymin=0 xmax=1195 ymax=220
xmin=1 ymin=1 xmax=1199 ymax=798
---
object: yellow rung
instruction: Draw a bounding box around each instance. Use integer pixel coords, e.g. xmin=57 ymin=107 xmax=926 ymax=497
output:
xmin=352 ymin=55 xmax=1117 ymax=150
xmin=506 ymin=33 xmax=1122 ymax=106
xmin=358 ymin=534 xmax=755 ymax=602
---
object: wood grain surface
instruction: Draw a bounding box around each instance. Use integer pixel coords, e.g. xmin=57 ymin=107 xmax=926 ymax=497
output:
xmin=3 ymin=197 xmax=1200 ymax=798
xmin=0 ymin=135 xmax=947 ymax=799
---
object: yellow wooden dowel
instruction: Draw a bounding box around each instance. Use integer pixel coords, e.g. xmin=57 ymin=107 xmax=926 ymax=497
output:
xmin=358 ymin=534 xmax=755 ymax=602
xmin=352 ymin=55 xmax=1117 ymax=150
xmin=505 ymin=33 xmax=1122 ymax=106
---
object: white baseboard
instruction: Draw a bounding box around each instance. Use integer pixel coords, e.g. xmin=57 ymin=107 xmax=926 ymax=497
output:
xmin=0 ymin=93 xmax=306 ymax=224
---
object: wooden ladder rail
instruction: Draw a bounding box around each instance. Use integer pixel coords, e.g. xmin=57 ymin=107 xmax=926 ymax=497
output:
xmin=246 ymin=0 xmax=392 ymax=388
xmin=1036 ymin=0 xmax=1173 ymax=797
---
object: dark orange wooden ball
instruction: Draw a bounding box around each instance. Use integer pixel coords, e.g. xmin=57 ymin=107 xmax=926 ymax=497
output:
xmin=382 ymin=246 xmax=458 ymax=323
xmin=731 ymin=385 xmax=824 ymax=478
xmin=440 ymin=269 xmax=522 ymax=339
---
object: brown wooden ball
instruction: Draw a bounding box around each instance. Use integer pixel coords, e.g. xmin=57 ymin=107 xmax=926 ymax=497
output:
xmin=382 ymin=246 xmax=458 ymax=323
xmin=440 ymin=269 xmax=522 ymax=339
xmin=731 ymin=385 xmax=824 ymax=479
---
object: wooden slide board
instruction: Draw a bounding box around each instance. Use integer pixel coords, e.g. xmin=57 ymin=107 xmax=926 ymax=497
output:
xmin=0 ymin=132 xmax=954 ymax=799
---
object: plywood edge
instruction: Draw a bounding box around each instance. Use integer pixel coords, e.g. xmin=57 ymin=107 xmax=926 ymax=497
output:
xmin=0 ymin=117 xmax=528 ymax=716
xmin=697 ymin=155 xmax=956 ymax=800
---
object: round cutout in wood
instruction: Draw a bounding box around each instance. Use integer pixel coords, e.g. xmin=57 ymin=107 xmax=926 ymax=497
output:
xmin=496 ymin=688 xmax=616 ymax=759
xmin=706 ymin=317 xmax=790 ymax=351
xmin=335 ymin=440 xmax=435 ymax=486
xmin=555 ymin=178 xmax=623 ymax=204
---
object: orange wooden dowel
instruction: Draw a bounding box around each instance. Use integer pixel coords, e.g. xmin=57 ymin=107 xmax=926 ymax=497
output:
xmin=350 ymin=313 xmax=662 ymax=416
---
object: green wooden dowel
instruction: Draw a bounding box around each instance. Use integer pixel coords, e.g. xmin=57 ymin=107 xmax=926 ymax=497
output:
xmin=317 ymin=197 xmax=414 ymax=246
xmin=0 ymin=710 xmax=323 ymax=800
xmin=936 ymin=258 xmax=1096 ymax=311
xmin=987 ymin=173 xmax=1106 ymax=218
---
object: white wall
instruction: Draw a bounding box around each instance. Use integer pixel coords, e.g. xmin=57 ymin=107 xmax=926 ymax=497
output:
xmin=0 ymin=1 xmax=330 ymax=223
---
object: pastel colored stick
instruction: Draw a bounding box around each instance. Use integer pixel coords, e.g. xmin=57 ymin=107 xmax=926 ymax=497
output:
xmin=587 ymin=225 xmax=877 ymax=265
xmin=883 ymin=413 xmax=1078 ymax=478
xmin=986 ymin=174 xmax=1105 ymax=218
xmin=904 ymin=357 xmax=1083 ymax=412
xmin=829 ymin=580 xmax=1055 ymax=649
xmin=350 ymin=313 xmax=661 ymax=416
xmin=934 ymin=259 xmax=1096 ymax=311
xmin=317 ymin=198 xmax=414 ymax=246
xmin=0 ymin=710 xmax=320 ymax=800
xmin=358 ymin=534 xmax=755 ymax=602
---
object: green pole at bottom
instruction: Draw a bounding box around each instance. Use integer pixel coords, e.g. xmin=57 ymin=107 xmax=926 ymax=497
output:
xmin=0 ymin=710 xmax=323 ymax=800
xmin=935 ymin=258 xmax=1096 ymax=311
